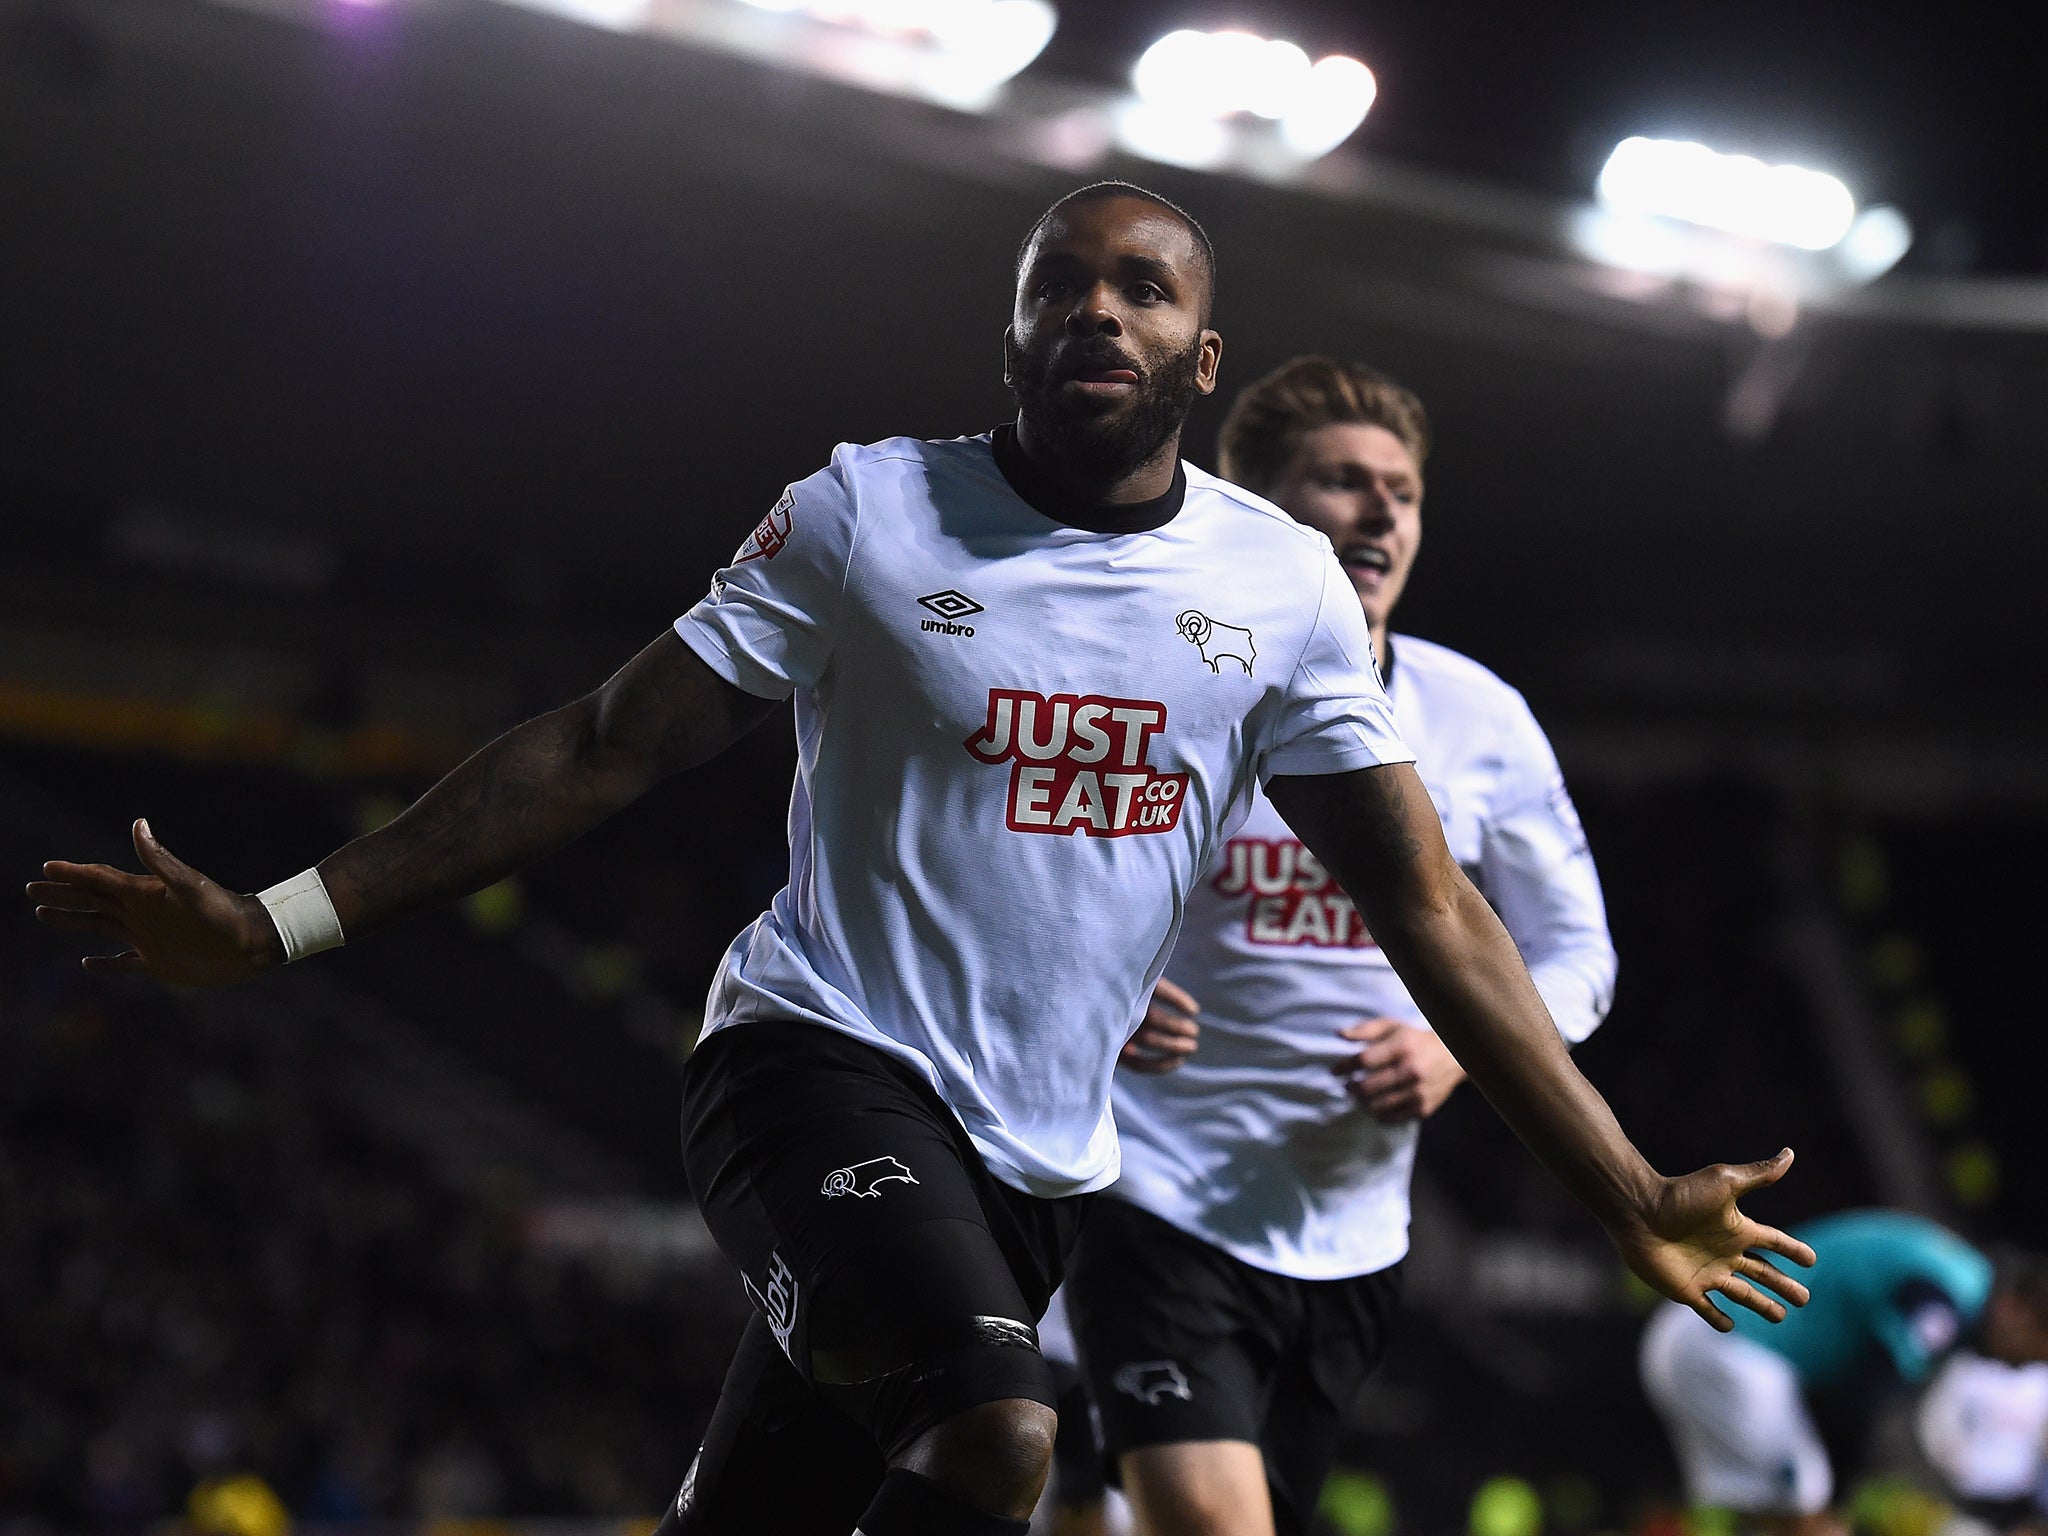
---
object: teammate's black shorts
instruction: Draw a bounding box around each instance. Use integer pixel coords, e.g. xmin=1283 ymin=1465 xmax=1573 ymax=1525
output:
xmin=671 ymin=1020 xmax=1088 ymax=1534
xmin=1066 ymin=1195 xmax=1402 ymax=1536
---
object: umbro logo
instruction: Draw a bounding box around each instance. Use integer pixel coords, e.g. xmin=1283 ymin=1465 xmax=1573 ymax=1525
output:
xmin=918 ymin=590 xmax=983 ymax=637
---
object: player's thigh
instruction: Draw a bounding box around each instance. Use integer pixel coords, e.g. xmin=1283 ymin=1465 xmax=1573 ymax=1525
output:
xmin=1119 ymin=1439 xmax=1274 ymax=1536
xmin=683 ymin=1020 xmax=1036 ymax=1369
xmin=1256 ymin=1263 xmax=1402 ymax=1536
xmin=1067 ymin=1199 xmax=1273 ymax=1459
xmin=682 ymin=1022 xmax=1065 ymax=1456
xmin=662 ymin=1314 xmax=885 ymax=1536
xmin=808 ymin=1214 xmax=1061 ymax=1465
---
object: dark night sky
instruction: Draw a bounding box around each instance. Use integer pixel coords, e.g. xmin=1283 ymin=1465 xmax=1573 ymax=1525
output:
xmin=4 ymin=0 xmax=2046 ymax=731
xmin=1051 ymin=0 xmax=2048 ymax=275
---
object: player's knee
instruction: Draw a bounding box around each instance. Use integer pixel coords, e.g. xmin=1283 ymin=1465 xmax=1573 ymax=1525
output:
xmin=899 ymin=1397 xmax=1057 ymax=1520
xmin=1121 ymin=1442 xmax=1274 ymax=1536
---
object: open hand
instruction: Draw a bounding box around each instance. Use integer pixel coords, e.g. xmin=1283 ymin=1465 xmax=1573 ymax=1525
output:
xmin=1612 ymin=1149 xmax=1817 ymax=1330
xmin=27 ymin=820 xmax=281 ymax=988
xmin=1119 ymin=978 xmax=1201 ymax=1073
xmin=1334 ymin=1017 xmax=1468 ymax=1121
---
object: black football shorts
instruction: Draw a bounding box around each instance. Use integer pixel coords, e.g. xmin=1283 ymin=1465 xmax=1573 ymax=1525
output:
xmin=676 ymin=1017 xmax=1088 ymax=1531
xmin=1066 ymin=1195 xmax=1401 ymax=1536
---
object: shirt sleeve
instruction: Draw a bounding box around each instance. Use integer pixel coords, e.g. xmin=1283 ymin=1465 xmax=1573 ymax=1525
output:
xmin=673 ymin=452 xmax=861 ymax=699
xmin=1478 ymin=699 xmax=1618 ymax=1045
xmin=1259 ymin=548 xmax=1415 ymax=779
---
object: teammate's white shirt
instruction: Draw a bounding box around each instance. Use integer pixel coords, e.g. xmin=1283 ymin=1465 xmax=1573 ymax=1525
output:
xmin=1917 ymin=1353 xmax=2048 ymax=1504
xmin=1640 ymin=1301 xmax=1833 ymax=1515
xmin=1109 ymin=634 xmax=1615 ymax=1278
xmin=674 ymin=432 xmax=1413 ymax=1199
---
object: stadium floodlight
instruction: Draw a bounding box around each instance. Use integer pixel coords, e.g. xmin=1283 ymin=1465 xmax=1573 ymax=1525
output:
xmin=1281 ymin=55 xmax=1378 ymax=157
xmin=728 ymin=0 xmax=1057 ymax=107
xmin=1836 ymin=204 xmax=1914 ymax=281
xmin=1112 ymin=100 xmax=1234 ymax=171
xmin=1596 ymin=136 xmax=1857 ymax=251
xmin=1125 ymin=27 xmax=1375 ymax=168
xmin=488 ymin=0 xmax=1056 ymax=109
xmin=508 ymin=0 xmax=650 ymax=29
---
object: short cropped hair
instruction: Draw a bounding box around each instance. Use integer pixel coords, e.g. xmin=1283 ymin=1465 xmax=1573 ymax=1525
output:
xmin=1015 ymin=181 xmax=1216 ymax=319
xmin=1218 ymin=356 xmax=1431 ymax=496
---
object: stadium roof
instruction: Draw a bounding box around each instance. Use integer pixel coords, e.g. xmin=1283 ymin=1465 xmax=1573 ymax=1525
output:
xmin=4 ymin=0 xmax=2046 ymax=747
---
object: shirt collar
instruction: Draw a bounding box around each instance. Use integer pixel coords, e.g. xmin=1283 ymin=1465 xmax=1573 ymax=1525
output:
xmin=989 ymin=424 xmax=1187 ymax=534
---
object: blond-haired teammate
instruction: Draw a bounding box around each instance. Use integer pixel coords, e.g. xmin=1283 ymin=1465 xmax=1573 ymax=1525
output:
xmin=1066 ymin=357 xmax=1619 ymax=1536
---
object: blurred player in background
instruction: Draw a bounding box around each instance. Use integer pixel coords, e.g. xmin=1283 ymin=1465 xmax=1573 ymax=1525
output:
xmin=1916 ymin=1346 xmax=2048 ymax=1529
xmin=1055 ymin=357 xmax=1618 ymax=1536
xmin=1641 ymin=1210 xmax=2048 ymax=1536
xmin=31 ymin=186 xmax=1813 ymax=1536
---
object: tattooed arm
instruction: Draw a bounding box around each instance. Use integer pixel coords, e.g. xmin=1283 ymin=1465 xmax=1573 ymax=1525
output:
xmin=317 ymin=633 xmax=771 ymax=933
xmin=1267 ymin=762 xmax=1817 ymax=1329
xmin=29 ymin=632 xmax=776 ymax=986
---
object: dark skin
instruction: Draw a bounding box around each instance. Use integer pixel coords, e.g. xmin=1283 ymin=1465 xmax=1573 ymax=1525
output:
xmin=27 ymin=194 xmax=1813 ymax=1524
xmin=1981 ymin=1286 xmax=2048 ymax=1367
xmin=1005 ymin=196 xmax=1222 ymax=505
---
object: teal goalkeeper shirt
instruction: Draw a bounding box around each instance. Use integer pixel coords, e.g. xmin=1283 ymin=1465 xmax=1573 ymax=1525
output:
xmin=1730 ymin=1210 xmax=1994 ymax=1387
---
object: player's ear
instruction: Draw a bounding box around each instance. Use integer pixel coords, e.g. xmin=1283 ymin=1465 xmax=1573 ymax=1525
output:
xmin=1001 ymin=326 xmax=1020 ymax=387
xmin=1195 ymin=328 xmax=1223 ymax=396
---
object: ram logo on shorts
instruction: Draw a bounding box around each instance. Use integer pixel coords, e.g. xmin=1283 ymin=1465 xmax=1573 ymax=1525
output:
xmin=820 ymin=1156 xmax=919 ymax=1198
xmin=1177 ymin=610 xmax=1256 ymax=675
xmin=1112 ymin=1359 xmax=1193 ymax=1404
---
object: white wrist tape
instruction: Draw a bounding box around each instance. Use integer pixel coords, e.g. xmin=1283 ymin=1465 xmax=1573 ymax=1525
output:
xmin=257 ymin=868 xmax=346 ymax=962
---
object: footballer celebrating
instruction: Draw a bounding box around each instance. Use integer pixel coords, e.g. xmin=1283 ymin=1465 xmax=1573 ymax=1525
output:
xmin=30 ymin=185 xmax=1812 ymax=1536
xmin=1064 ymin=357 xmax=1619 ymax=1536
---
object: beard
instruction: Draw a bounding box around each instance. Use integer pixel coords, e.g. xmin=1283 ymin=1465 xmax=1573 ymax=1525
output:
xmin=1007 ymin=335 xmax=1206 ymax=489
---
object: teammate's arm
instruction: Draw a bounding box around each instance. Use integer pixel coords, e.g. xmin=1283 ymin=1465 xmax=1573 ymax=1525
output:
xmin=1342 ymin=755 xmax=1617 ymax=1122
xmin=1478 ymin=729 xmax=1617 ymax=1046
xmin=29 ymin=632 xmax=776 ymax=987
xmin=1267 ymin=760 xmax=1817 ymax=1330
xmin=1336 ymin=1017 xmax=1466 ymax=1121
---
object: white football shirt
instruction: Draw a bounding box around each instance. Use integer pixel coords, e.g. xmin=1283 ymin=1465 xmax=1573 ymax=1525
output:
xmin=1917 ymin=1353 xmax=2048 ymax=1503
xmin=674 ymin=431 xmax=1413 ymax=1199
xmin=1110 ymin=634 xmax=1615 ymax=1276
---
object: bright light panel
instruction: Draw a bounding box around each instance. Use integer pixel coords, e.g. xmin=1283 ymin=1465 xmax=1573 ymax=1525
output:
xmin=725 ymin=0 xmax=1057 ymax=106
xmin=1836 ymin=204 xmax=1913 ymax=281
xmin=1596 ymin=136 xmax=1857 ymax=251
xmin=501 ymin=0 xmax=649 ymax=28
xmin=1129 ymin=27 xmax=1375 ymax=163
xmin=732 ymin=0 xmax=1055 ymax=71
xmin=491 ymin=0 xmax=1056 ymax=109
xmin=1282 ymin=55 xmax=1378 ymax=157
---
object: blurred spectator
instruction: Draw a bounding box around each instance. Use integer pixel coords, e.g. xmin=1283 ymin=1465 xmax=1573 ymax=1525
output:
xmin=0 ymin=919 xmax=740 ymax=1526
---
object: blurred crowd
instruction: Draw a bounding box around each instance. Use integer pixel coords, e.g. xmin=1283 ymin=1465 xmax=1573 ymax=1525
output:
xmin=0 ymin=925 xmax=743 ymax=1529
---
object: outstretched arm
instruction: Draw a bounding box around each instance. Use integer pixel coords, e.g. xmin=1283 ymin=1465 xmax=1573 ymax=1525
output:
xmin=29 ymin=631 xmax=776 ymax=986
xmin=1267 ymin=761 xmax=1815 ymax=1329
